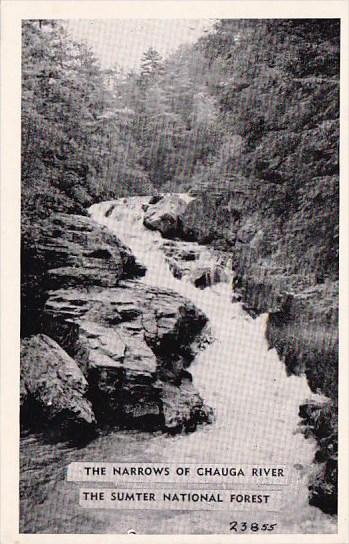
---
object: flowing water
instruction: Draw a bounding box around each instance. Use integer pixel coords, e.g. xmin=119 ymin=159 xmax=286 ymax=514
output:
xmin=20 ymin=195 xmax=336 ymax=534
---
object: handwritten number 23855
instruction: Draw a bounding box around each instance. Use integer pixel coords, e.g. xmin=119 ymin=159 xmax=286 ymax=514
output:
xmin=230 ymin=521 xmax=277 ymax=532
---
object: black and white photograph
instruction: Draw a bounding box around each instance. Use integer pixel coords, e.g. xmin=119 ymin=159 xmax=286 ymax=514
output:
xmin=0 ymin=2 xmax=348 ymax=540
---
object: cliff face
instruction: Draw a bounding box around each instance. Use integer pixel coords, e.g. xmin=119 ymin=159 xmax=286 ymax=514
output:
xmin=20 ymin=213 xmax=213 ymax=440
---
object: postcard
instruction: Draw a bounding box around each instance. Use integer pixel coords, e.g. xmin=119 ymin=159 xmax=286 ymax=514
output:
xmin=1 ymin=1 xmax=348 ymax=542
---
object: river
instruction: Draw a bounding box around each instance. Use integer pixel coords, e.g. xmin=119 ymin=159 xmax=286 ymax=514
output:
xmin=20 ymin=195 xmax=336 ymax=534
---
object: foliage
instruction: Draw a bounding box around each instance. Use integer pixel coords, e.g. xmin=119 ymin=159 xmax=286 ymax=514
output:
xmin=22 ymin=20 xmax=152 ymax=232
xmin=180 ymin=19 xmax=339 ymax=514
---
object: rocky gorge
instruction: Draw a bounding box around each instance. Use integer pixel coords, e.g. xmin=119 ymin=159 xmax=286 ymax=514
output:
xmin=19 ymin=193 xmax=337 ymax=533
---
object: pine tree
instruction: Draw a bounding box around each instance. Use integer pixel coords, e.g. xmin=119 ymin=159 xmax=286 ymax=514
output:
xmin=139 ymin=47 xmax=164 ymax=86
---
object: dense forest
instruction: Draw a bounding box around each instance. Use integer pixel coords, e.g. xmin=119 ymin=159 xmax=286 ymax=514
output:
xmin=22 ymin=19 xmax=339 ymax=514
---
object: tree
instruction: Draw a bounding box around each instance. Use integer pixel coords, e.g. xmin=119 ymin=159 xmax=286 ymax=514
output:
xmin=139 ymin=47 xmax=164 ymax=86
xmin=21 ymin=19 xmax=153 ymax=228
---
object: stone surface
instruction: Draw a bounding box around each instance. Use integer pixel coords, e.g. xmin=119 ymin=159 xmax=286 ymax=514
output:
xmin=143 ymin=194 xmax=188 ymax=238
xmin=22 ymin=210 xmax=213 ymax=437
xmin=22 ymin=212 xmax=146 ymax=337
xmin=20 ymin=334 xmax=96 ymax=435
xmin=161 ymin=380 xmax=214 ymax=433
xmin=37 ymin=213 xmax=146 ymax=289
xmin=42 ymin=280 xmax=210 ymax=430
xmin=161 ymin=240 xmax=231 ymax=289
xmin=190 ymin=266 xmax=227 ymax=289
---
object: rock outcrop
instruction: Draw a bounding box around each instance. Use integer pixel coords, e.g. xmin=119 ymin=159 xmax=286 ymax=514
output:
xmin=26 ymin=212 xmax=145 ymax=289
xmin=21 ymin=211 xmax=213 ymax=438
xmin=41 ymin=280 xmax=212 ymax=432
xmin=22 ymin=213 xmax=146 ymax=337
xmin=161 ymin=240 xmax=231 ymax=289
xmin=20 ymin=334 xmax=96 ymax=438
xmin=143 ymin=194 xmax=188 ymax=238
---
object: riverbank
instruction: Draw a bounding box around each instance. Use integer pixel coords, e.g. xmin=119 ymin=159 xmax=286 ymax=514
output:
xmin=143 ymin=191 xmax=338 ymax=515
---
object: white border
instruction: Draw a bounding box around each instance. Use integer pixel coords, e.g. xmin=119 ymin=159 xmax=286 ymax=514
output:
xmin=1 ymin=2 xmax=348 ymax=543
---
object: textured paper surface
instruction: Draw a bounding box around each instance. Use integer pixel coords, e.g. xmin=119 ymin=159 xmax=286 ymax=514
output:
xmin=1 ymin=1 xmax=348 ymax=543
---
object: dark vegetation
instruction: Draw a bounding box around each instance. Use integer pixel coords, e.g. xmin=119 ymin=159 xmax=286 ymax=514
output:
xmin=22 ymin=19 xmax=339 ymax=514
xmin=183 ymin=20 xmax=339 ymax=515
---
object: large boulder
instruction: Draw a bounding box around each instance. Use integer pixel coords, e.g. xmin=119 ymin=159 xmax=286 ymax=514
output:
xmin=20 ymin=334 xmax=96 ymax=438
xmin=32 ymin=213 xmax=146 ymax=290
xmin=143 ymin=194 xmax=188 ymax=238
xmin=21 ymin=213 xmax=146 ymax=337
xmin=22 ymin=208 xmax=213 ymax=437
xmin=41 ymin=280 xmax=211 ymax=432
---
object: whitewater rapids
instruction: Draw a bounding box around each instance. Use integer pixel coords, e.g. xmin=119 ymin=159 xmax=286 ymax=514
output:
xmin=87 ymin=195 xmax=335 ymax=533
xmin=20 ymin=195 xmax=335 ymax=534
